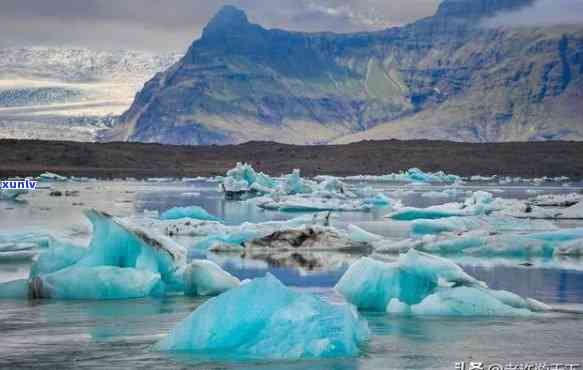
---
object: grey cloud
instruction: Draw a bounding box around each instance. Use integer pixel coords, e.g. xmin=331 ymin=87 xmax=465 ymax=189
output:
xmin=483 ymin=0 xmax=583 ymax=27
xmin=0 ymin=0 xmax=439 ymax=52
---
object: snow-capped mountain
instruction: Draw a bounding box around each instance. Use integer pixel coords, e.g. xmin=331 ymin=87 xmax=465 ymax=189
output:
xmin=0 ymin=47 xmax=182 ymax=142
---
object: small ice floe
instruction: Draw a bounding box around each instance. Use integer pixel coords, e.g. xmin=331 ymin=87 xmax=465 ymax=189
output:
xmin=529 ymin=193 xmax=582 ymax=208
xmin=243 ymin=225 xmax=374 ymax=253
xmin=37 ymin=172 xmax=67 ymax=182
xmin=0 ymin=209 xmax=187 ymax=300
xmin=183 ymin=260 xmax=240 ymax=296
xmin=344 ymin=168 xmax=460 ymax=184
xmin=219 ymin=162 xmax=279 ymax=199
xmin=387 ymin=191 xmax=494 ymax=221
xmin=257 ymin=195 xmax=372 ymax=213
xmin=154 ymin=274 xmax=369 ymax=360
xmin=336 ymin=250 xmax=551 ymax=316
xmin=160 ymin=206 xmax=223 ymax=222
xmin=0 ymin=189 xmax=29 ymax=201
xmin=0 ymin=232 xmax=52 ymax=261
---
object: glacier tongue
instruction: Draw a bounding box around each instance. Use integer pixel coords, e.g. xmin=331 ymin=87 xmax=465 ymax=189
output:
xmin=155 ymin=273 xmax=370 ymax=360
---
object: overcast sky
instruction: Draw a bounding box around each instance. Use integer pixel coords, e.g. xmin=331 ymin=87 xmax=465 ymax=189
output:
xmin=0 ymin=0 xmax=440 ymax=52
xmin=0 ymin=0 xmax=581 ymax=53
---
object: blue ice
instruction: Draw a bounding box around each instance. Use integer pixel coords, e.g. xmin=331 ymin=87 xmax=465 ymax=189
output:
xmin=160 ymin=206 xmax=223 ymax=222
xmin=336 ymin=250 xmax=549 ymax=316
xmin=155 ymin=274 xmax=370 ymax=360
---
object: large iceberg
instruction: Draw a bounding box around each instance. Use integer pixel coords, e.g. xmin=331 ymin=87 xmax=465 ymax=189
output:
xmin=344 ymin=168 xmax=460 ymax=184
xmin=335 ymin=251 xmax=550 ymax=315
xmin=75 ymin=210 xmax=187 ymax=290
xmin=0 ymin=209 xmax=187 ymax=300
xmin=160 ymin=206 xmax=222 ymax=222
xmin=183 ymin=260 xmax=240 ymax=296
xmin=154 ymin=274 xmax=369 ymax=360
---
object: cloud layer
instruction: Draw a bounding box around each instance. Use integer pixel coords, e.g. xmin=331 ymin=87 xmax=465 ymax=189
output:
xmin=483 ymin=0 xmax=583 ymax=27
xmin=0 ymin=0 xmax=439 ymax=52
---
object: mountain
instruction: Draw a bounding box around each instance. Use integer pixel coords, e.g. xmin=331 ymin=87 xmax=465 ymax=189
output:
xmin=115 ymin=0 xmax=583 ymax=145
xmin=0 ymin=47 xmax=181 ymax=141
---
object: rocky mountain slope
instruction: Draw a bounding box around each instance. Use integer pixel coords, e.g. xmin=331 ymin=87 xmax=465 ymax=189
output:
xmin=115 ymin=0 xmax=583 ymax=145
xmin=0 ymin=48 xmax=181 ymax=141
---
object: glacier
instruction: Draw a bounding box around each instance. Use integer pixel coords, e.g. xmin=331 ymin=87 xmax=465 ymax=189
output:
xmin=335 ymin=250 xmax=550 ymax=315
xmin=154 ymin=273 xmax=369 ymax=360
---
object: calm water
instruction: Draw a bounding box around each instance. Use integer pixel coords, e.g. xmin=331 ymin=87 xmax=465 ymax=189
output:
xmin=1 ymin=180 xmax=583 ymax=369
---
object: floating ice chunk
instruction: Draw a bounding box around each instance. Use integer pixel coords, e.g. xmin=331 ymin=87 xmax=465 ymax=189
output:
xmin=529 ymin=193 xmax=582 ymax=207
xmin=183 ymin=260 xmax=240 ymax=296
xmin=31 ymin=266 xmax=161 ymax=300
xmin=38 ymin=172 xmax=67 ymax=182
xmin=528 ymin=228 xmax=583 ymax=242
xmin=346 ymin=224 xmax=384 ymax=243
xmin=554 ymin=239 xmax=583 ymax=256
xmin=0 ymin=232 xmax=52 ymax=260
xmin=155 ymin=274 xmax=369 ymax=360
xmin=336 ymin=251 xmax=548 ymax=316
xmin=409 ymin=287 xmax=532 ymax=316
xmin=257 ymin=195 xmax=371 ymax=213
xmin=29 ymin=241 xmax=87 ymax=278
xmin=280 ymin=169 xmax=313 ymax=194
xmin=0 ymin=279 xmax=30 ymax=298
xmin=0 ymin=188 xmax=29 ymax=201
xmin=221 ymin=162 xmax=276 ymax=197
xmin=160 ymin=206 xmax=222 ymax=222
xmin=76 ymin=209 xmax=187 ymax=289
xmin=244 ymin=226 xmax=373 ymax=253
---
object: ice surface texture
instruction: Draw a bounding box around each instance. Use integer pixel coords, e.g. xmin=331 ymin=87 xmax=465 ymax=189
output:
xmin=183 ymin=260 xmax=240 ymax=296
xmin=160 ymin=206 xmax=222 ymax=222
xmin=155 ymin=274 xmax=369 ymax=360
xmin=335 ymin=250 xmax=550 ymax=315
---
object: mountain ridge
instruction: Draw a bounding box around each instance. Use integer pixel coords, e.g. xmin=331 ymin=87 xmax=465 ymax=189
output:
xmin=114 ymin=0 xmax=583 ymax=145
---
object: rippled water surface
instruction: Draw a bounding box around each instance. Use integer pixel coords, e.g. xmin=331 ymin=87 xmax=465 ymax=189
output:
xmin=1 ymin=180 xmax=583 ymax=369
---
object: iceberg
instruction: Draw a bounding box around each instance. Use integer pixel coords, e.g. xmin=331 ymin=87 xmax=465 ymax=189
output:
xmin=244 ymin=226 xmax=373 ymax=253
xmin=0 ymin=209 xmax=187 ymax=300
xmin=0 ymin=232 xmax=52 ymax=260
xmin=257 ymin=195 xmax=371 ymax=213
xmin=220 ymin=162 xmax=276 ymax=198
xmin=0 ymin=189 xmax=29 ymax=201
xmin=183 ymin=260 xmax=240 ymax=296
xmin=160 ymin=206 xmax=222 ymax=222
xmin=154 ymin=274 xmax=369 ymax=360
xmin=32 ymin=266 xmax=161 ymax=300
xmin=0 ymin=266 xmax=161 ymax=300
xmin=38 ymin=172 xmax=67 ymax=182
xmin=76 ymin=210 xmax=187 ymax=289
xmin=529 ymin=193 xmax=582 ymax=207
xmin=335 ymin=250 xmax=550 ymax=316
xmin=29 ymin=241 xmax=87 ymax=278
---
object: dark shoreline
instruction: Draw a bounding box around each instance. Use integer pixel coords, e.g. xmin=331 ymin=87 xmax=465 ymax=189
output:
xmin=1 ymin=139 xmax=583 ymax=180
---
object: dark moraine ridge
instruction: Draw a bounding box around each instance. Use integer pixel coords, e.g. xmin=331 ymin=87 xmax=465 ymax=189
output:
xmin=1 ymin=139 xmax=583 ymax=179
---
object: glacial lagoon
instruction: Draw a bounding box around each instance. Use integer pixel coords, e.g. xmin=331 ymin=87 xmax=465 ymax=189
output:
xmin=1 ymin=176 xmax=583 ymax=369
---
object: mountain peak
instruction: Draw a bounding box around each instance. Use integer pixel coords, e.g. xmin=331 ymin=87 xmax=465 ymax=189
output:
xmin=203 ymin=6 xmax=250 ymax=36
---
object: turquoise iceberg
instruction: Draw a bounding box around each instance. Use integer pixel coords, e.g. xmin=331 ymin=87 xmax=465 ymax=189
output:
xmin=76 ymin=210 xmax=186 ymax=289
xmin=155 ymin=274 xmax=369 ymax=360
xmin=336 ymin=250 xmax=550 ymax=316
xmin=29 ymin=241 xmax=87 ymax=278
xmin=160 ymin=206 xmax=222 ymax=222
xmin=31 ymin=266 xmax=161 ymax=300
xmin=183 ymin=260 xmax=240 ymax=296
